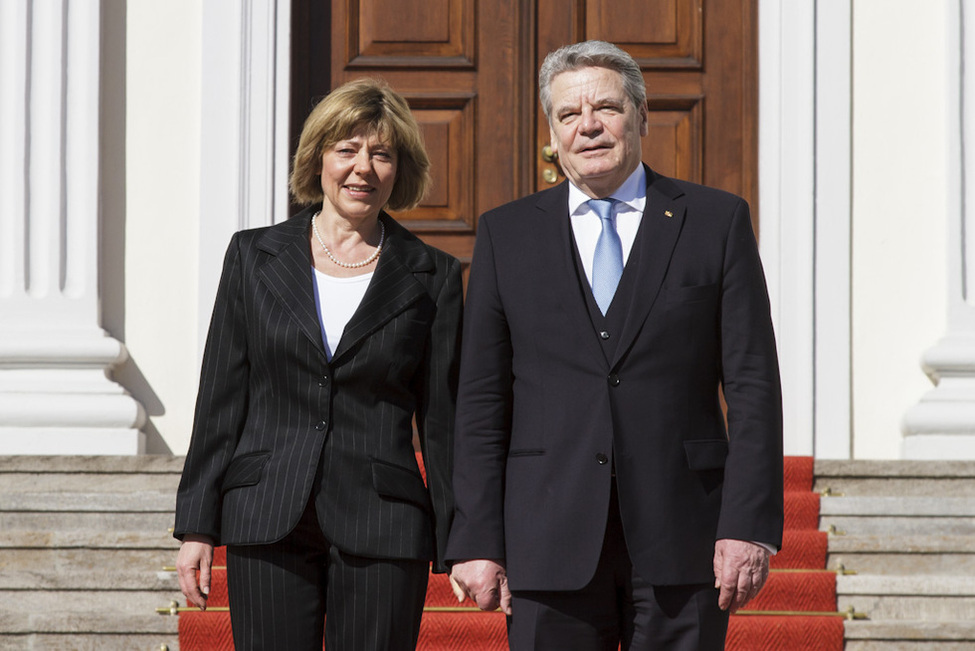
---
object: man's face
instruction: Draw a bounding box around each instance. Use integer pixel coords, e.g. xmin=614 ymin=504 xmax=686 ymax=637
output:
xmin=547 ymin=66 xmax=648 ymax=199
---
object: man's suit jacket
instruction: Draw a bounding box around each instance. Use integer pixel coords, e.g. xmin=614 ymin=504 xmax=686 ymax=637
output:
xmin=445 ymin=166 xmax=783 ymax=590
xmin=175 ymin=206 xmax=462 ymax=572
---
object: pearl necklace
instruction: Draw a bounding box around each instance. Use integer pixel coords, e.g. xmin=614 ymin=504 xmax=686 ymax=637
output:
xmin=312 ymin=211 xmax=385 ymax=269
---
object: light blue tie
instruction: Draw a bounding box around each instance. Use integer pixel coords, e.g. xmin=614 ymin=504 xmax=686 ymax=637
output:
xmin=590 ymin=198 xmax=623 ymax=314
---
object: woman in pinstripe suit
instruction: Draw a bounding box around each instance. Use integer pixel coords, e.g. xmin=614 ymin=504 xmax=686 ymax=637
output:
xmin=173 ymin=79 xmax=462 ymax=650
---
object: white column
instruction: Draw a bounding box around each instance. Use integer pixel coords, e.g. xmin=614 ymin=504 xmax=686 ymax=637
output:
xmin=902 ymin=0 xmax=975 ymax=458
xmin=813 ymin=1 xmax=853 ymax=458
xmin=198 ymin=0 xmax=291 ymax=352
xmin=0 ymin=0 xmax=145 ymax=454
xmin=759 ymin=0 xmax=853 ymax=458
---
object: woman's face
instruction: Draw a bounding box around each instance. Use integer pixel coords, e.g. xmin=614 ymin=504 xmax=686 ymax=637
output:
xmin=319 ymin=128 xmax=398 ymax=221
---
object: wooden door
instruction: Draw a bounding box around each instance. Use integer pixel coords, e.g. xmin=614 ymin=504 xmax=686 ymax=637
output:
xmin=292 ymin=0 xmax=758 ymax=268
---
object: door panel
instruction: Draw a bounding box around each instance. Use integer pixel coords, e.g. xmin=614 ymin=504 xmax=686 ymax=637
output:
xmin=343 ymin=0 xmax=474 ymax=66
xmin=588 ymin=0 xmax=702 ymax=67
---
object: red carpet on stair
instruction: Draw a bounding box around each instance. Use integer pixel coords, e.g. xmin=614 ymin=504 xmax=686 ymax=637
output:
xmin=726 ymin=456 xmax=843 ymax=651
xmin=726 ymin=615 xmax=845 ymax=651
xmin=746 ymin=572 xmax=836 ymax=612
xmin=177 ymin=456 xmax=843 ymax=650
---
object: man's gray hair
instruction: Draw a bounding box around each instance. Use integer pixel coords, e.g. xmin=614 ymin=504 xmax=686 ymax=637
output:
xmin=539 ymin=40 xmax=647 ymax=121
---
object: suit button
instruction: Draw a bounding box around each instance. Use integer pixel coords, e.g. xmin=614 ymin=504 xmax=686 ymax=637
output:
xmin=596 ymin=453 xmax=609 ymax=465
xmin=608 ymin=374 xmax=620 ymax=387
xmin=318 ymin=375 xmax=329 ymax=387
xmin=314 ymin=421 xmax=327 ymax=431
xmin=599 ymin=331 xmax=610 ymax=340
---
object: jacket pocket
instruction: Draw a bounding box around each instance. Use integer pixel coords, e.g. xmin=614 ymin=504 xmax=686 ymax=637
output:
xmin=508 ymin=448 xmax=546 ymax=457
xmin=665 ymin=283 xmax=718 ymax=304
xmin=371 ymin=458 xmax=430 ymax=509
xmin=221 ymin=451 xmax=271 ymax=493
xmin=683 ymin=439 xmax=729 ymax=470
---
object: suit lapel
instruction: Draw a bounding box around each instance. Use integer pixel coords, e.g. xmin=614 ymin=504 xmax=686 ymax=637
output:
xmin=331 ymin=213 xmax=432 ymax=364
xmin=256 ymin=209 xmax=327 ymax=358
xmin=535 ymin=184 xmax=611 ymax=370
xmin=611 ymin=167 xmax=686 ymax=369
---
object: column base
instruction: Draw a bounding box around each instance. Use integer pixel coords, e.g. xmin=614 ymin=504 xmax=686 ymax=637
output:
xmin=903 ymin=433 xmax=975 ymax=459
xmin=902 ymin=335 xmax=975 ymax=459
xmin=0 ymin=331 xmax=147 ymax=455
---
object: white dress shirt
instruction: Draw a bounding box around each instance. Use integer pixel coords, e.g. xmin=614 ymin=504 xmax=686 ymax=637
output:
xmin=568 ymin=165 xmax=647 ymax=288
xmin=312 ymin=268 xmax=373 ymax=360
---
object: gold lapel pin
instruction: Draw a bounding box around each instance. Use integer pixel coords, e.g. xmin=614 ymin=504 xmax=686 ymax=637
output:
xmin=664 ymin=210 xmax=673 ymax=218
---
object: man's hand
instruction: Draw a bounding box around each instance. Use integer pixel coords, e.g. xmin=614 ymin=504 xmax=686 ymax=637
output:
xmin=713 ymin=539 xmax=769 ymax=613
xmin=176 ymin=534 xmax=215 ymax=611
xmin=449 ymin=559 xmax=512 ymax=615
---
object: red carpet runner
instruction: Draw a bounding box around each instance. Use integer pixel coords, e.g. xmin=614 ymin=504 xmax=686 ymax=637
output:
xmin=178 ymin=456 xmax=843 ymax=650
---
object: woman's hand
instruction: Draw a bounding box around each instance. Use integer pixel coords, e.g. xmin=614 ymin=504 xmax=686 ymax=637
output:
xmin=176 ymin=534 xmax=215 ymax=610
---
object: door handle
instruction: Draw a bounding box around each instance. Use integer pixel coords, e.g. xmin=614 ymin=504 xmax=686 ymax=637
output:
xmin=541 ymin=145 xmax=558 ymax=163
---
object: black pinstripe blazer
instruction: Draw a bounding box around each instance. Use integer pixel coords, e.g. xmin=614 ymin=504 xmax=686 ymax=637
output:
xmin=174 ymin=206 xmax=462 ymax=572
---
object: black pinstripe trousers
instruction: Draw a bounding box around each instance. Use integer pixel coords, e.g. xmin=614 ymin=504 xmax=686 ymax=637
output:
xmin=227 ymin=497 xmax=429 ymax=651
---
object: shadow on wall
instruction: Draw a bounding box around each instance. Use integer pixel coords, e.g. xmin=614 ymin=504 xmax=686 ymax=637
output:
xmin=99 ymin=2 xmax=171 ymax=455
xmin=114 ymin=356 xmax=171 ymax=454
xmin=100 ymin=1 xmax=126 ymax=346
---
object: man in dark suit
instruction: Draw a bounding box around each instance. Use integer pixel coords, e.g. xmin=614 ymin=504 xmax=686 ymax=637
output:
xmin=445 ymin=40 xmax=783 ymax=650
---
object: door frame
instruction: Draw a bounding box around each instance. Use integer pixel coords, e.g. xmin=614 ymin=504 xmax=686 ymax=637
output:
xmin=196 ymin=0 xmax=854 ymax=459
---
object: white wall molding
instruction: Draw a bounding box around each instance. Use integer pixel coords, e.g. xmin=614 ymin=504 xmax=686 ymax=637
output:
xmin=759 ymin=0 xmax=853 ymax=458
xmin=0 ymin=0 xmax=145 ymax=454
xmin=198 ymin=0 xmax=292 ymax=351
xmin=813 ymin=1 xmax=853 ymax=458
xmin=903 ymin=0 xmax=975 ymax=457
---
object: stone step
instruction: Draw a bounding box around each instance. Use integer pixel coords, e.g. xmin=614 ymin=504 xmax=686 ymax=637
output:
xmin=827 ymin=533 xmax=975 ymax=577
xmin=0 ymin=633 xmax=180 ymax=651
xmin=0 ymin=456 xmax=183 ymax=651
xmin=0 ymin=528 xmax=177 ymax=550
xmin=815 ymin=460 xmax=975 ymax=498
xmin=828 ymin=533 xmax=975 ymax=575
xmin=839 ymin=575 xmax=975 ymax=597
xmin=822 ymin=516 xmax=975 ymax=537
xmin=845 ymin=621 xmax=975 ymax=650
xmin=0 ymin=548 xmax=179 ymax=590
xmin=0 ymin=490 xmax=176 ymax=513
xmin=0 ymin=455 xmax=185 ymax=474
xmin=0 ymin=512 xmax=175 ymax=538
xmin=829 ymin=534 xmax=975 ymax=554
xmin=840 ymin=594 xmax=975 ymax=622
xmin=0 ymin=455 xmax=185 ymax=648
xmin=838 ymin=575 xmax=975 ymax=621
xmin=0 ymin=591 xmax=181 ymax=633
xmin=0 ymin=472 xmax=180 ymax=495
xmin=828 ymin=551 xmax=975 ymax=575
xmin=820 ymin=497 xmax=975 ymax=517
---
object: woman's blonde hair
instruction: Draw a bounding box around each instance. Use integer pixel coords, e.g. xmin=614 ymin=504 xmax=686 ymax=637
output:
xmin=290 ymin=78 xmax=430 ymax=210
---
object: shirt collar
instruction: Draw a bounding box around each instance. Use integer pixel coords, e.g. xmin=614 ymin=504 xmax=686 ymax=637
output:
xmin=567 ymin=165 xmax=647 ymax=216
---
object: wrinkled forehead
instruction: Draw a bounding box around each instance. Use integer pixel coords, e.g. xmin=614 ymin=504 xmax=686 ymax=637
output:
xmin=550 ymin=66 xmax=627 ymax=105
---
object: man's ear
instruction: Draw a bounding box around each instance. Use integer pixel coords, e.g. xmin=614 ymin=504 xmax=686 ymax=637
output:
xmin=549 ymin=126 xmax=559 ymax=153
xmin=639 ymin=103 xmax=649 ymax=137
